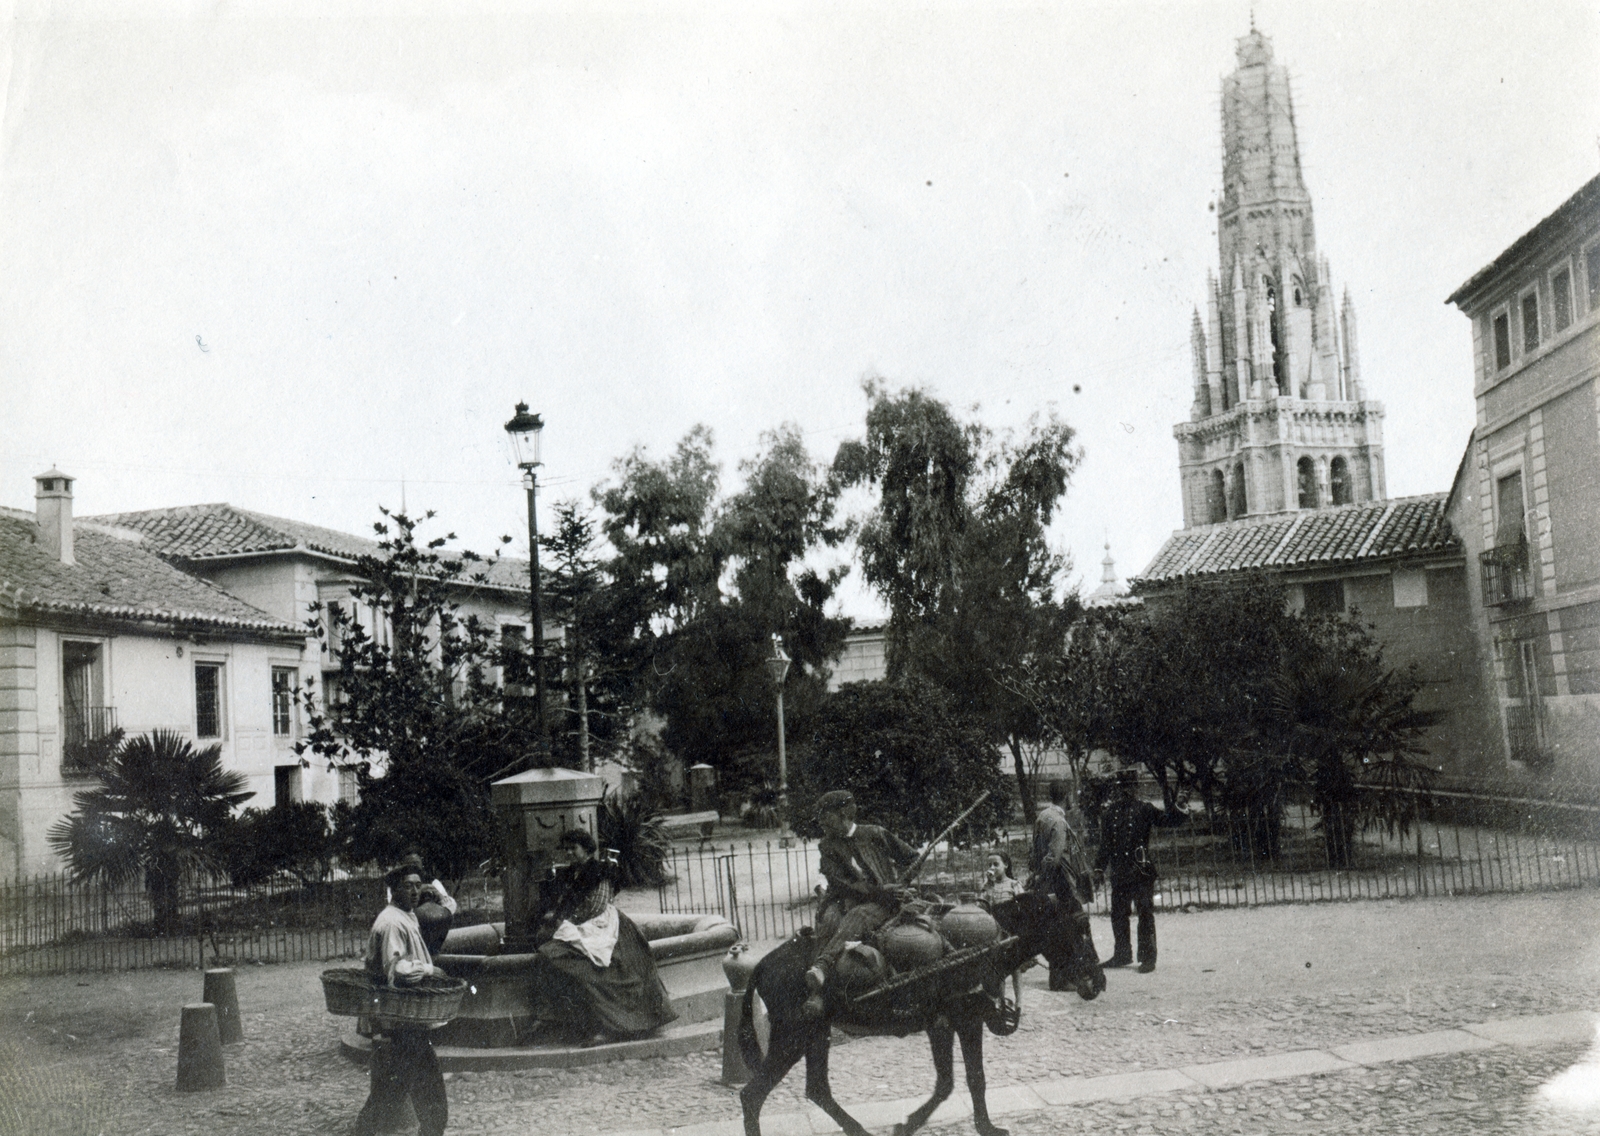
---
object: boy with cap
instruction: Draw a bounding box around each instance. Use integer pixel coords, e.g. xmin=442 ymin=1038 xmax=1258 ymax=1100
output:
xmin=803 ymin=790 xmax=920 ymax=1018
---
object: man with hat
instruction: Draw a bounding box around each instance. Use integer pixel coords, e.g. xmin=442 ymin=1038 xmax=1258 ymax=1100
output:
xmin=356 ymin=861 xmax=449 ymax=1136
xmin=1093 ymin=768 xmax=1188 ymax=973
xmin=802 ymin=790 xmax=920 ymax=1018
xmin=1029 ymin=778 xmax=1099 ymax=989
xmin=395 ymin=851 xmax=457 ymax=957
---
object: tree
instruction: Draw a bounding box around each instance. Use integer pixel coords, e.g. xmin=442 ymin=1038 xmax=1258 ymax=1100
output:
xmin=595 ymin=426 xmax=852 ymax=801
xmin=47 ymin=729 xmax=253 ymax=928
xmin=794 ymin=679 xmax=1011 ymax=843
xmin=1000 ymin=602 xmax=1139 ymax=792
xmin=219 ymin=801 xmax=337 ymax=888
xmin=1270 ymin=616 xmax=1437 ymax=866
xmin=543 ymin=502 xmax=622 ymax=772
xmin=296 ymin=508 xmax=535 ymax=878
xmin=834 ymin=381 xmax=1081 ymax=819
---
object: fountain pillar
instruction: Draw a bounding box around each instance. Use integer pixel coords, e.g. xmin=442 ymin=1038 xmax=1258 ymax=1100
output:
xmin=492 ymin=767 xmax=605 ymax=951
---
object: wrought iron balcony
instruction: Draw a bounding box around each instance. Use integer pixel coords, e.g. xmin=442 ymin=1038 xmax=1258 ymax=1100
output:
xmin=61 ymin=705 xmax=119 ymax=776
xmin=1480 ymin=540 xmax=1532 ymax=606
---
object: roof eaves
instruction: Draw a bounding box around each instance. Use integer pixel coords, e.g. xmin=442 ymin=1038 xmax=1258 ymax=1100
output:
xmin=1447 ymin=174 xmax=1600 ymax=308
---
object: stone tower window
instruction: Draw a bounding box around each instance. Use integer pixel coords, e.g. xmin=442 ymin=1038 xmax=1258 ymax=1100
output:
xmin=1330 ymin=456 xmax=1353 ymax=505
xmin=1265 ymin=281 xmax=1284 ymax=391
xmin=1292 ymin=277 xmax=1304 ymax=306
xmin=1208 ymin=469 xmax=1228 ymax=524
xmin=1229 ymin=462 xmax=1248 ymax=519
xmin=1297 ymin=457 xmax=1319 ymax=509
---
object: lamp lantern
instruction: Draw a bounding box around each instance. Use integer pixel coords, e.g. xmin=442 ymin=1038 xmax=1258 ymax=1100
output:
xmin=504 ymin=402 xmax=545 ymax=470
xmin=765 ymin=634 xmax=792 ymax=687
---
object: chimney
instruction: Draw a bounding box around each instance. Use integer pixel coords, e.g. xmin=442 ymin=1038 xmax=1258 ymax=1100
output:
xmin=34 ymin=469 xmax=75 ymax=565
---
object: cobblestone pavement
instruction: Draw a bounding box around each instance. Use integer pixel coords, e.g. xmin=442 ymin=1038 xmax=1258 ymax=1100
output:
xmin=929 ymin=1044 xmax=1600 ymax=1136
xmin=0 ymin=891 xmax=1596 ymax=1135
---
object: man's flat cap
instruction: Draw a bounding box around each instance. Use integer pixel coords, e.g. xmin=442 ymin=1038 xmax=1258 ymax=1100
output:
xmin=817 ymin=790 xmax=855 ymax=814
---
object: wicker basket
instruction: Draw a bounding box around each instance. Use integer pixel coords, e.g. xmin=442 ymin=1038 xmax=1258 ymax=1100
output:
xmin=321 ymin=968 xmax=468 ymax=1026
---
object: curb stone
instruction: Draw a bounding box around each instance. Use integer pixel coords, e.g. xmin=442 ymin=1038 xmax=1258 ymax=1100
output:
xmin=634 ymin=1009 xmax=1598 ymax=1136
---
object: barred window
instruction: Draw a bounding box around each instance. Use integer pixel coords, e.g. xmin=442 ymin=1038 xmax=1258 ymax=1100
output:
xmin=195 ymin=663 xmax=223 ymax=738
xmin=272 ymin=667 xmax=296 ymax=736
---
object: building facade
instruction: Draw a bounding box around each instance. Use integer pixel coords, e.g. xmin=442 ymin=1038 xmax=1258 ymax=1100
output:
xmin=1174 ymin=26 xmax=1386 ymax=529
xmin=1446 ymin=174 xmax=1600 ymax=792
xmin=1 ymin=473 xmax=307 ymax=878
xmin=90 ymin=502 xmax=541 ymax=808
xmin=1137 ymin=495 xmax=1498 ymax=786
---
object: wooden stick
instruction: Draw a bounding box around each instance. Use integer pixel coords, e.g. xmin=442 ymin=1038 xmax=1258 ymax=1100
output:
xmin=902 ymin=790 xmax=993 ymax=883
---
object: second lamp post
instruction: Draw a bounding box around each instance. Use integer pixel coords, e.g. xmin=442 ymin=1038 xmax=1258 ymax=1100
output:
xmin=766 ymin=634 xmax=791 ymax=833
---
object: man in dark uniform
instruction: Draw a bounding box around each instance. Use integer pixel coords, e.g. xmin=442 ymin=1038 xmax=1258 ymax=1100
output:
xmin=802 ymin=790 xmax=919 ymax=1018
xmin=1094 ymin=768 xmax=1187 ymax=973
xmin=1029 ymin=779 xmax=1099 ymax=989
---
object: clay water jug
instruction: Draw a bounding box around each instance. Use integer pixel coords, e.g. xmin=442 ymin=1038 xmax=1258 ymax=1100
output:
xmin=835 ymin=942 xmax=887 ymax=993
xmin=939 ymin=899 xmax=1000 ymax=951
xmin=879 ymin=919 xmax=946 ymax=972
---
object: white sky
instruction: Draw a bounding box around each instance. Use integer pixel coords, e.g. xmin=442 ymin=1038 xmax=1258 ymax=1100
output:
xmin=2 ymin=0 xmax=1596 ymax=621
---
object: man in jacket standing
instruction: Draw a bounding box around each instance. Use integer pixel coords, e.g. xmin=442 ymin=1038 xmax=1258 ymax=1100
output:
xmin=1029 ymin=779 xmax=1099 ymax=989
xmin=802 ymin=790 xmax=919 ymax=1018
xmin=1094 ymin=768 xmax=1187 ymax=973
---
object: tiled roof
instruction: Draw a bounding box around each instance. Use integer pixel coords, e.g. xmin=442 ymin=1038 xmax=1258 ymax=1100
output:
xmin=1134 ymin=494 xmax=1458 ymax=585
xmin=92 ymin=504 xmax=530 ymax=594
xmin=0 ymin=510 xmax=302 ymax=636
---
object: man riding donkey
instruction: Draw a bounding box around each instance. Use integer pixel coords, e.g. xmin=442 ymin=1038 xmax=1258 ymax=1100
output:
xmin=802 ymin=790 xmax=921 ymax=1019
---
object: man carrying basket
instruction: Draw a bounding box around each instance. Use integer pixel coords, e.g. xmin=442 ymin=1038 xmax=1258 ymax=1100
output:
xmin=354 ymin=863 xmax=449 ymax=1136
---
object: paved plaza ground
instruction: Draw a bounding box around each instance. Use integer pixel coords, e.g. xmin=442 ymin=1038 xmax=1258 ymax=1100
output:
xmin=2 ymin=890 xmax=1598 ymax=1135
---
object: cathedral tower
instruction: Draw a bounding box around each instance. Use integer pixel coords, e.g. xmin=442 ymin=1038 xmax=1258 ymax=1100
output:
xmin=1175 ymin=26 xmax=1386 ymax=528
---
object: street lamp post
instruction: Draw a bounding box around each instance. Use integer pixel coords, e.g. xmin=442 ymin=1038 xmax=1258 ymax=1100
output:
xmin=504 ymin=402 xmax=548 ymax=756
xmin=765 ymin=635 xmax=791 ymax=836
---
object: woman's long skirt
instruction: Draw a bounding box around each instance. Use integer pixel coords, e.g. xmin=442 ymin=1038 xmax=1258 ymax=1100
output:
xmin=534 ymin=910 xmax=678 ymax=1036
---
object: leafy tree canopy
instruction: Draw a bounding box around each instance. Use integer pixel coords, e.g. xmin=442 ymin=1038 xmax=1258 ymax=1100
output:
xmin=795 ymin=679 xmax=1012 ymax=843
xmin=295 ymin=508 xmax=535 ymax=876
xmin=833 ymin=380 xmax=1081 ymax=817
xmin=593 ymin=425 xmax=852 ymax=793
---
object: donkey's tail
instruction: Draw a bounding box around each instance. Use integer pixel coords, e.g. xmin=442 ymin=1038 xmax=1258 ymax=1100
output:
xmin=736 ymin=981 xmax=763 ymax=1072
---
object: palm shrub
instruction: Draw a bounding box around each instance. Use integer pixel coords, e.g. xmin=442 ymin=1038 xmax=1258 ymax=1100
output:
xmin=598 ymin=789 xmax=670 ymax=888
xmin=1270 ymin=625 xmax=1437 ymax=867
xmin=47 ymin=729 xmax=254 ymax=928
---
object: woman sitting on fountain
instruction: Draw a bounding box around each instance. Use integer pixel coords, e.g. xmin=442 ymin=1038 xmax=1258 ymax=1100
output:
xmin=533 ymin=828 xmax=678 ymax=1046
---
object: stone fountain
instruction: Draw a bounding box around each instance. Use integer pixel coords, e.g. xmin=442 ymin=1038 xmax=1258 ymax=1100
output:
xmin=341 ymin=767 xmax=739 ymax=1070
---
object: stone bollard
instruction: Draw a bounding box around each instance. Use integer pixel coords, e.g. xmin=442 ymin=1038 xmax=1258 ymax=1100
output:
xmin=176 ymin=1003 xmax=226 ymax=1091
xmin=202 ymin=968 xmax=243 ymax=1044
xmin=720 ymin=944 xmax=758 ymax=1085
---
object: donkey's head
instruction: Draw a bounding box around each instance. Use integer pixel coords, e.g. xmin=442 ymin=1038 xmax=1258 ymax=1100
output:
xmin=989 ymin=891 xmax=1080 ymax=954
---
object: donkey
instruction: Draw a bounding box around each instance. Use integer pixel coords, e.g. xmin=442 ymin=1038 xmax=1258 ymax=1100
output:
xmin=735 ymin=892 xmax=1104 ymax=1136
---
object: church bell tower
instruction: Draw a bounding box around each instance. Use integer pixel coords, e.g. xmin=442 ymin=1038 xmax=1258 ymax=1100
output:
xmin=1175 ymin=26 xmax=1386 ymax=528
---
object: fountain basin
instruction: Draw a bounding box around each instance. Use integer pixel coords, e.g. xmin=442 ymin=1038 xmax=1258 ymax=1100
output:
xmin=415 ymin=912 xmax=738 ymax=1048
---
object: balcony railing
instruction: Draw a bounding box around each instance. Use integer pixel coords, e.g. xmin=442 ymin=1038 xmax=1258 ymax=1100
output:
xmin=1480 ymin=541 xmax=1532 ymax=606
xmin=61 ymin=706 xmax=119 ymax=776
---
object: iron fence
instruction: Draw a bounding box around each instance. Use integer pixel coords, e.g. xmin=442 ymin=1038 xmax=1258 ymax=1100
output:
xmin=8 ymin=793 xmax=1597 ymax=974
xmin=0 ymin=870 xmax=502 ymax=976
xmin=655 ymin=793 xmax=1600 ymax=938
